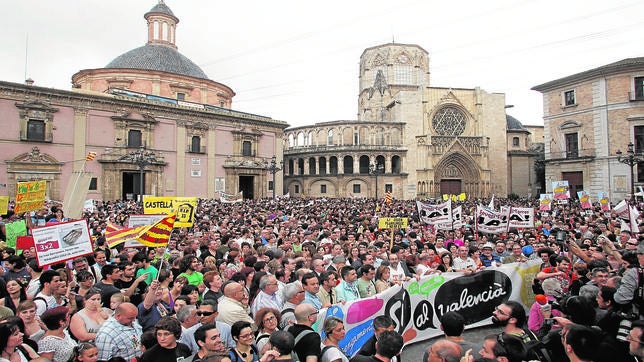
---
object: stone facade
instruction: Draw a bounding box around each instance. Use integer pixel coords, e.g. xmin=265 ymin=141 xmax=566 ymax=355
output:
xmin=532 ymin=57 xmax=644 ymax=201
xmin=284 ymin=43 xmax=524 ymax=200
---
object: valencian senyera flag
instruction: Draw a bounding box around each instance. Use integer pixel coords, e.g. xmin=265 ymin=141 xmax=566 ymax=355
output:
xmin=106 ymin=223 xmax=148 ymax=248
xmin=137 ymin=214 xmax=176 ymax=248
xmin=106 ymin=214 xmax=176 ymax=248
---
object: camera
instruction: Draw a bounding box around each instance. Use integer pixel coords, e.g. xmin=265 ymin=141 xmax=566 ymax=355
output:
xmin=555 ymin=230 xmax=567 ymax=242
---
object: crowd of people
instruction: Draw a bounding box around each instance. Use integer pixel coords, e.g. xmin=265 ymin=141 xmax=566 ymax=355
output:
xmin=0 ymin=196 xmax=642 ymax=362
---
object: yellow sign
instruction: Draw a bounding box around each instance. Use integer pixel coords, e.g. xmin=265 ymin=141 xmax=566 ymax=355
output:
xmin=0 ymin=196 xmax=8 ymax=215
xmin=142 ymin=196 xmax=197 ymax=228
xmin=378 ymin=217 xmax=409 ymax=229
xmin=14 ymin=181 xmax=46 ymax=213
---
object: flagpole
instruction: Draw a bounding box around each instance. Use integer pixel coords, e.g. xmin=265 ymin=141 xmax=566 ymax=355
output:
xmin=475 ymin=206 xmax=479 ymax=241
xmin=156 ymin=248 xmax=168 ymax=282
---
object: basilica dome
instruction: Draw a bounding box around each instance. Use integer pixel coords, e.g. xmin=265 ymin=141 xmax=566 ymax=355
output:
xmin=105 ymin=44 xmax=209 ymax=80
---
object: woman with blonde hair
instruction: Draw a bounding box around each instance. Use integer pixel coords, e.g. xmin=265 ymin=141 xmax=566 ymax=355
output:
xmin=320 ymin=316 xmax=349 ymax=362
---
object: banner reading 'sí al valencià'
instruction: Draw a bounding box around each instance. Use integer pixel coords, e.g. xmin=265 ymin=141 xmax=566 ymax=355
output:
xmin=142 ymin=196 xmax=197 ymax=228
xmin=319 ymin=259 xmax=542 ymax=357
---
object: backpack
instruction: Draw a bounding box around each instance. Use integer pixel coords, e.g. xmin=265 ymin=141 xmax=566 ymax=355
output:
xmin=285 ymin=325 xmax=315 ymax=362
xmin=524 ymin=339 xmax=553 ymax=362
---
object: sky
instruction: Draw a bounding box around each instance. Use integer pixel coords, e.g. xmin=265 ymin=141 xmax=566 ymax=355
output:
xmin=2 ymin=0 xmax=644 ymax=128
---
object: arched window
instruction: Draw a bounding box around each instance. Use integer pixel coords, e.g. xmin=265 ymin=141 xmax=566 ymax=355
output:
xmin=512 ymin=137 xmax=520 ymax=147
xmin=328 ymin=130 xmax=334 ymax=145
xmin=288 ymin=134 xmax=295 ymax=148
xmin=319 ymin=157 xmax=327 ymax=175
xmin=329 ymin=157 xmax=338 ymax=175
xmin=343 ymin=156 xmax=353 ymax=174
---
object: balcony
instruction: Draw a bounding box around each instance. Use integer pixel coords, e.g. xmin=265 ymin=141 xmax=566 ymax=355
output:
xmin=285 ymin=143 xmax=405 ymax=155
xmin=19 ymin=131 xmax=53 ymax=143
xmin=186 ymin=145 xmax=207 ymax=154
xmin=546 ymin=148 xmax=595 ymax=161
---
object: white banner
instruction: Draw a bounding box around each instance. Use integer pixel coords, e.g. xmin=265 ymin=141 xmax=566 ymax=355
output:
xmin=220 ymin=191 xmax=243 ymax=203
xmin=507 ymin=207 xmax=534 ymax=229
xmin=435 ymin=206 xmax=463 ymax=230
xmin=417 ymin=200 xmax=452 ymax=225
xmin=321 ymin=260 xmax=542 ymax=356
xmin=32 ymin=220 xmax=93 ymax=267
xmin=476 ymin=206 xmax=509 ymax=234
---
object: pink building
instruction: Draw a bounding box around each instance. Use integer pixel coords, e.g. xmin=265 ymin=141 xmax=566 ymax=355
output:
xmin=0 ymin=1 xmax=287 ymax=202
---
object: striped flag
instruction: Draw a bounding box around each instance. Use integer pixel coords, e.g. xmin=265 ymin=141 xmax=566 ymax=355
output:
xmin=137 ymin=214 xmax=176 ymax=248
xmin=106 ymin=224 xmax=148 ymax=248
xmin=385 ymin=190 xmax=392 ymax=205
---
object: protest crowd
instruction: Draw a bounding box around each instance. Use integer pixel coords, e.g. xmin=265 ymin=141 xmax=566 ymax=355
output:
xmin=0 ymin=195 xmax=644 ymax=362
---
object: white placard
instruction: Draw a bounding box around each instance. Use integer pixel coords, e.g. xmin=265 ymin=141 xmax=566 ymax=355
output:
xmin=32 ymin=220 xmax=93 ymax=267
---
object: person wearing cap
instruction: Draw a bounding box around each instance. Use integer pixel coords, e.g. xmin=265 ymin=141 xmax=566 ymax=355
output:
xmin=480 ymin=243 xmax=501 ymax=267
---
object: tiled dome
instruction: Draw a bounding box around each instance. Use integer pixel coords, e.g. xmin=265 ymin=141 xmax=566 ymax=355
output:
xmin=506 ymin=114 xmax=526 ymax=130
xmin=105 ymin=44 xmax=209 ymax=80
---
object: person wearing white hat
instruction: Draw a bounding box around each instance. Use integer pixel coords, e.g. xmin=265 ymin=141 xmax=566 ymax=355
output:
xmin=480 ymin=243 xmax=501 ymax=267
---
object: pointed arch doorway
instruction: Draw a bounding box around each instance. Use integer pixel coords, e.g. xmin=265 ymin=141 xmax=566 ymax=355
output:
xmin=434 ymin=153 xmax=483 ymax=198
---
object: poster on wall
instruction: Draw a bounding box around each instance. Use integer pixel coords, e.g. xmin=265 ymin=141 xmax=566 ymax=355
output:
xmin=32 ymin=220 xmax=93 ymax=267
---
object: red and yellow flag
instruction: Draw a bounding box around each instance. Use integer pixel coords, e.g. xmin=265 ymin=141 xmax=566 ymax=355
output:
xmin=106 ymin=224 xmax=148 ymax=248
xmin=385 ymin=190 xmax=393 ymax=205
xmin=137 ymin=214 xmax=176 ymax=248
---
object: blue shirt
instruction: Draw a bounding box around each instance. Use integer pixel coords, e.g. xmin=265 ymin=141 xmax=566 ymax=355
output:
xmin=303 ymin=291 xmax=322 ymax=310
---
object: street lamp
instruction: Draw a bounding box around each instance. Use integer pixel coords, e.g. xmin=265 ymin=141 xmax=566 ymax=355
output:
xmin=369 ymin=161 xmax=384 ymax=199
xmin=264 ymin=155 xmax=283 ymax=199
xmin=616 ymin=142 xmax=644 ymax=202
xmin=120 ymin=146 xmax=159 ymax=201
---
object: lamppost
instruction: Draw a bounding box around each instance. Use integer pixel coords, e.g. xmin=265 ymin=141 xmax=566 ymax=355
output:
xmin=369 ymin=162 xmax=384 ymax=199
xmin=616 ymin=142 xmax=644 ymax=202
xmin=265 ymin=155 xmax=283 ymax=199
xmin=120 ymin=146 xmax=159 ymax=201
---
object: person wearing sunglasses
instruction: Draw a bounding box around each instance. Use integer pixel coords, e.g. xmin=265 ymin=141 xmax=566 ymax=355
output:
xmin=187 ymin=299 xmax=236 ymax=352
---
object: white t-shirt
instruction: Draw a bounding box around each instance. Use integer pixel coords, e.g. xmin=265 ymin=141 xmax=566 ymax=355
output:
xmin=320 ymin=343 xmax=349 ymax=362
xmin=33 ymin=293 xmax=57 ymax=317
